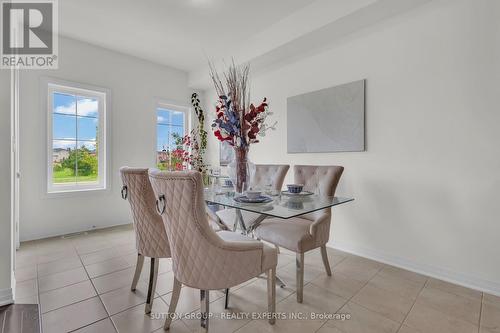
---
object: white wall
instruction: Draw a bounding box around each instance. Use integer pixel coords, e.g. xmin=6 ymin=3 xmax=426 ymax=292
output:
xmin=0 ymin=70 xmax=13 ymax=304
xmin=204 ymin=0 xmax=500 ymax=294
xmin=19 ymin=37 xmax=190 ymax=241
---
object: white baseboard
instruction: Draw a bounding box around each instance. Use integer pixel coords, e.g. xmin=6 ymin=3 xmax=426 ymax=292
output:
xmin=0 ymin=287 xmax=14 ymax=307
xmin=329 ymin=240 xmax=500 ymax=297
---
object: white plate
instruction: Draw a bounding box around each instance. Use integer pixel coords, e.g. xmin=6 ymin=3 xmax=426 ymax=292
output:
xmin=281 ymin=190 xmax=314 ymax=196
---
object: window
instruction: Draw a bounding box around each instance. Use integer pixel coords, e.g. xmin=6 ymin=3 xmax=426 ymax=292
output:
xmin=47 ymin=83 xmax=107 ymax=193
xmin=156 ymin=104 xmax=187 ymax=170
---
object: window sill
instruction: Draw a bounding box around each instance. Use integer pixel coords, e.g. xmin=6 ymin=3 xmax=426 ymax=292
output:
xmin=45 ymin=186 xmax=110 ymax=199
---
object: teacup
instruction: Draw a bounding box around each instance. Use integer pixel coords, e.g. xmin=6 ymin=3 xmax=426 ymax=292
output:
xmin=287 ymin=184 xmax=304 ymax=194
xmin=245 ymin=190 xmax=262 ymax=199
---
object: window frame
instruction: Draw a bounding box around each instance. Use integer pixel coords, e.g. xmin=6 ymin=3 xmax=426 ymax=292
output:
xmin=154 ymin=100 xmax=191 ymax=167
xmin=45 ymin=79 xmax=110 ymax=194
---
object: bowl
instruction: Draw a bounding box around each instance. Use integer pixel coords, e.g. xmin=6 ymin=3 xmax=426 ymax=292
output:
xmin=287 ymin=184 xmax=304 ymax=194
xmin=245 ymin=190 xmax=262 ymax=199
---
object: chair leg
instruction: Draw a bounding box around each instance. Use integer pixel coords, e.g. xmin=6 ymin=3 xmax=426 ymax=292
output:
xmin=200 ymin=290 xmax=210 ymax=332
xmin=164 ymin=277 xmax=182 ymax=331
xmin=131 ymin=253 xmax=144 ymax=291
xmin=145 ymin=258 xmax=159 ymax=314
xmin=224 ymin=288 xmax=230 ymax=309
xmin=296 ymin=253 xmax=304 ymax=303
xmin=320 ymin=245 xmax=332 ymax=276
xmin=267 ymin=268 xmax=276 ymax=325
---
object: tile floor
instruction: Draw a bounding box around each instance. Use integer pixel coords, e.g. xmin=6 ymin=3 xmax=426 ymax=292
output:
xmin=14 ymin=224 xmax=500 ymax=333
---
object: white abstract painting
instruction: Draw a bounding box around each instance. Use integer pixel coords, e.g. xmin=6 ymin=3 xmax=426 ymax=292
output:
xmin=287 ymin=80 xmax=365 ymax=153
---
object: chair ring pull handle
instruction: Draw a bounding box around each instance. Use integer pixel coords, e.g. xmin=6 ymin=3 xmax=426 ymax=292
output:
xmin=156 ymin=195 xmax=166 ymax=215
xmin=121 ymin=185 xmax=128 ymax=200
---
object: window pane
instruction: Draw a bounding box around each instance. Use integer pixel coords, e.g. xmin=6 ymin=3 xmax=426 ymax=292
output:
xmin=76 ymin=141 xmax=98 ymax=183
xmin=77 ymin=116 xmax=98 ymax=141
xmin=157 ymin=125 xmax=172 ymax=150
xmin=52 ymin=140 xmax=76 ymax=184
xmin=157 ymin=109 xmax=171 ymax=125
xmin=53 ymin=114 xmax=76 ymax=140
xmin=53 ymin=93 xmax=76 ymax=115
xmin=171 ymin=126 xmax=184 ymax=146
xmin=77 ymin=96 xmax=98 ymax=118
xmin=171 ymin=111 xmax=184 ymax=127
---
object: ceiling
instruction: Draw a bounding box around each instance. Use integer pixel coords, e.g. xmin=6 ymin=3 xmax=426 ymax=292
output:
xmin=59 ymin=0 xmax=434 ymax=88
xmin=59 ymin=0 xmax=317 ymax=71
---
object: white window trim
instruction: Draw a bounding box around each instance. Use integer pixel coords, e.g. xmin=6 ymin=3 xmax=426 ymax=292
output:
xmin=154 ymin=98 xmax=191 ymax=166
xmin=42 ymin=78 xmax=111 ymax=195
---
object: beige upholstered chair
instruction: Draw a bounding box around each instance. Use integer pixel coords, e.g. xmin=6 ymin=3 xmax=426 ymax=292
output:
xmin=148 ymin=170 xmax=277 ymax=331
xmin=254 ymin=165 xmax=344 ymax=303
xmin=216 ymin=164 xmax=290 ymax=231
xmin=120 ymin=167 xmax=178 ymax=315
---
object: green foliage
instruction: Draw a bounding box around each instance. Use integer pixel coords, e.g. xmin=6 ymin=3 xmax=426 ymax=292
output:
xmin=61 ymin=146 xmax=98 ymax=176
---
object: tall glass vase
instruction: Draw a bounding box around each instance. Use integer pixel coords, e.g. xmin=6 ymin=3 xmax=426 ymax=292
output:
xmin=228 ymin=147 xmax=255 ymax=194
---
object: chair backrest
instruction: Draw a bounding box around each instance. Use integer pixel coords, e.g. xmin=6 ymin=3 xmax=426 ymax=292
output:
xmin=148 ymin=170 xmax=263 ymax=290
xmin=120 ymin=167 xmax=170 ymax=259
xmin=294 ymin=165 xmax=344 ymax=221
xmin=250 ymin=164 xmax=290 ymax=191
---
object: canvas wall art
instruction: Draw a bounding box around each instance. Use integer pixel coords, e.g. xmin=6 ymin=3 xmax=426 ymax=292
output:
xmin=287 ymin=80 xmax=365 ymax=153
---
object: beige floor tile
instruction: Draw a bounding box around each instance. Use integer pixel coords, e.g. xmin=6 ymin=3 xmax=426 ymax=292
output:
xmin=404 ymin=300 xmax=478 ymax=333
xmin=15 ymin=294 xmax=38 ymax=304
xmin=182 ymin=296 xmax=253 ymax=333
xmin=426 ymin=278 xmax=482 ymax=300
xmin=316 ymin=325 xmax=344 ymax=333
xmin=277 ymin=262 xmax=325 ymax=289
xmin=305 ymin=247 xmax=348 ymax=269
xmin=38 ymin=266 xmax=89 ymax=293
xmin=235 ymin=317 xmax=326 ymax=333
xmin=40 ymin=280 xmax=96 ymax=313
xmin=85 ymin=257 xmax=131 ymax=278
xmin=111 ymin=242 xmax=137 ymax=256
xmin=327 ymin=301 xmax=400 ymax=333
xmin=81 ymin=247 xmax=123 ymax=265
xmin=111 ymin=297 xmax=169 ymax=333
xmin=397 ymin=325 xmax=422 ymax=333
xmin=75 ymin=240 xmax=116 ymax=255
xmin=278 ymin=284 xmax=347 ymax=316
xmin=37 ymin=249 xmax=79 ymax=265
xmin=277 ymin=253 xmax=295 ymax=268
xmin=155 ymin=271 xmax=176 ymax=296
xmin=92 ymin=267 xmax=138 ymax=294
xmin=351 ymin=284 xmax=414 ymax=323
xmin=16 ymin=279 xmax=38 ymax=299
xmin=37 ymin=257 xmax=83 ymax=277
xmin=310 ymin=272 xmax=365 ymax=299
xmin=231 ymin=277 xmax=293 ymax=312
xmin=153 ymin=320 xmax=192 ymax=333
xmin=417 ymin=286 xmax=481 ymax=324
xmin=15 ymin=265 xmax=37 ymax=282
xmin=332 ymin=257 xmax=382 ymax=283
xmin=73 ymin=318 xmax=117 ymax=333
xmin=162 ymin=286 xmax=224 ymax=315
xmin=42 ymin=297 xmax=108 ymax=333
xmin=484 ymin=293 xmax=500 ymax=308
xmin=480 ymin=302 xmax=500 ymax=333
xmin=15 ymin=253 xmax=38 ymax=269
xmin=377 ymin=266 xmax=427 ymax=285
xmin=100 ymin=283 xmax=152 ymax=316
xmin=368 ymin=272 xmax=424 ymax=300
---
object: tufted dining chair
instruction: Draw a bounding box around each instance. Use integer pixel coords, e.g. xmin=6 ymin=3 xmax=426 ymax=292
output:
xmin=215 ymin=164 xmax=290 ymax=231
xmin=148 ymin=170 xmax=277 ymax=332
xmin=254 ymin=165 xmax=344 ymax=303
xmin=120 ymin=167 xmax=179 ymax=315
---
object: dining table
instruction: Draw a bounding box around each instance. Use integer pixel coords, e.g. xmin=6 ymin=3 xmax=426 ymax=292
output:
xmin=204 ymin=188 xmax=354 ymax=234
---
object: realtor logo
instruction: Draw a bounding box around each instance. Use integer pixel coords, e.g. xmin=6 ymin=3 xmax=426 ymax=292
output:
xmin=1 ymin=0 xmax=58 ymax=69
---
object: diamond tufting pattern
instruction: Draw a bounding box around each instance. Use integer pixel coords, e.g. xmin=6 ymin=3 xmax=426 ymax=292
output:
xmin=148 ymin=170 xmax=277 ymax=290
xmin=120 ymin=167 xmax=171 ymax=259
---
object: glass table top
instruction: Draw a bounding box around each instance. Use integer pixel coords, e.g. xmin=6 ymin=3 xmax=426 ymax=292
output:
xmin=204 ymin=189 xmax=354 ymax=219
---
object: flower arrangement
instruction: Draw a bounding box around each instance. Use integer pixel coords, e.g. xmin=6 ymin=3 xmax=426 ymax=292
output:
xmin=209 ymin=60 xmax=276 ymax=192
xmin=210 ymin=62 xmax=276 ymax=148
